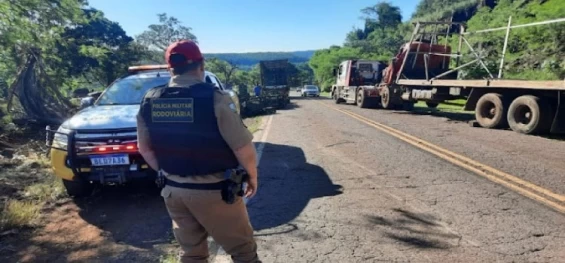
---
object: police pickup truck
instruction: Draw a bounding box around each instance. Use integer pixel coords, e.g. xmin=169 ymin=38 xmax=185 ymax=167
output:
xmin=47 ymin=65 xmax=240 ymax=197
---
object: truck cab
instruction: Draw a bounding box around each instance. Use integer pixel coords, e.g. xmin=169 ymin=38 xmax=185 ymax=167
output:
xmin=331 ymin=60 xmax=387 ymax=108
xmin=47 ymin=65 xmax=240 ymax=197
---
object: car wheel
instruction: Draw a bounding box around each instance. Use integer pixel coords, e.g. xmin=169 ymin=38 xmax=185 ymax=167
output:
xmin=62 ymin=178 xmax=94 ymax=198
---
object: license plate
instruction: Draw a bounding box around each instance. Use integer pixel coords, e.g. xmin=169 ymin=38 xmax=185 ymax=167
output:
xmin=90 ymin=154 xmax=130 ymax=166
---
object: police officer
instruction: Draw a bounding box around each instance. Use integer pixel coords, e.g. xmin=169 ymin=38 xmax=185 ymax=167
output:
xmin=253 ymin=83 xmax=261 ymax=96
xmin=136 ymin=39 xmax=260 ymax=263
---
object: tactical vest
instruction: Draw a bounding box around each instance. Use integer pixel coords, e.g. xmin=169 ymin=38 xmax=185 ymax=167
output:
xmin=139 ymin=82 xmax=239 ymax=176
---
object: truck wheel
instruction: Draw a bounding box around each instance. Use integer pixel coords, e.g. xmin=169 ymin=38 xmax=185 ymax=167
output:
xmin=507 ymin=95 xmax=552 ymax=135
xmin=357 ymin=89 xmax=369 ymax=108
xmin=380 ymin=86 xmax=394 ymax=109
xmin=475 ymin=93 xmax=508 ymax=129
xmin=62 ymin=178 xmax=93 ymax=198
xmin=426 ymin=102 xmax=439 ymax=108
xmin=333 ymin=91 xmax=344 ymax=104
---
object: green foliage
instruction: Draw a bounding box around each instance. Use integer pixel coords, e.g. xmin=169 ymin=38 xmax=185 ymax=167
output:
xmin=411 ymin=0 xmax=481 ymax=22
xmin=311 ymin=0 xmax=565 ymax=85
xmin=312 ymin=1 xmax=408 ymax=89
xmin=309 ymin=46 xmax=364 ymax=90
xmin=136 ymin=13 xmax=197 ymax=51
xmin=465 ymin=0 xmax=565 ymax=80
xmin=0 ymin=0 xmax=154 ymax=115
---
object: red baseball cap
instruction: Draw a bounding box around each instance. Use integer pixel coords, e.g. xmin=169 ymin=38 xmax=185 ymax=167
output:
xmin=165 ymin=40 xmax=204 ymax=67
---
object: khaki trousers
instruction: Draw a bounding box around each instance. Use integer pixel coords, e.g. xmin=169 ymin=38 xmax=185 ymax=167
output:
xmin=161 ymin=185 xmax=260 ymax=263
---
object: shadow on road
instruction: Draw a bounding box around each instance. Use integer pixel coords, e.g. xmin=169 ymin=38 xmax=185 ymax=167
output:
xmin=74 ymin=182 xmax=171 ymax=249
xmin=247 ymin=142 xmax=343 ymax=234
xmin=366 ymin=208 xmax=461 ymax=250
xmin=393 ymin=107 xmax=476 ymax=123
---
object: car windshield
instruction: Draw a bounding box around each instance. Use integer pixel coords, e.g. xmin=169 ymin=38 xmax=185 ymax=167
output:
xmin=96 ymin=71 xmax=171 ymax=105
xmin=305 ymin=86 xmax=318 ymax=90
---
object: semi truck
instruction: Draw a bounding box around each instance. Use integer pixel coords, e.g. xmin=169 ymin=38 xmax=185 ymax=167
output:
xmin=259 ymin=59 xmax=290 ymax=109
xmin=331 ymin=18 xmax=565 ymax=135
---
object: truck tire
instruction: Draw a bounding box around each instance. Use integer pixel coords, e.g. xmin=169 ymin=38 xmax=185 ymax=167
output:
xmin=333 ymin=90 xmax=344 ymax=104
xmin=380 ymin=85 xmax=394 ymax=109
xmin=62 ymin=178 xmax=93 ymax=198
xmin=426 ymin=102 xmax=439 ymax=108
xmin=475 ymin=93 xmax=508 ymax=129
xmin=507 ymin=95 xmax=552 ymax=135
xmin=356 ymin=89 xmax=369 ymax=108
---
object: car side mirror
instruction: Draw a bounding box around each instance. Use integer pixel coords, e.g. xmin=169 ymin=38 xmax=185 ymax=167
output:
xmin=79 ymin=96 xmax=94 ymax=110
xmin=332 ymin=68 xmax=337 ymax=76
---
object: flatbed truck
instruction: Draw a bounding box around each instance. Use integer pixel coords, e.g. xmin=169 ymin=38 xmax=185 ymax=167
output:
xmin=332 ymin=17 xmax=565 ymax=135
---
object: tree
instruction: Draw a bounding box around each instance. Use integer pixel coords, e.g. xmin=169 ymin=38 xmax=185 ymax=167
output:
xmin=344 ymin=1 xmax=404 ymax=54
xmin=361 ymin=1 xmax=403 ymax=32
xmin=206 ymin=58 xmax=239 ymax=86
xmin=54 ymin=8 xmax=149 ymax=86
xmin=0 ymin=0 xmax=87 ymax=122
xmin=136 ymin=13 xmax=198 ymax=51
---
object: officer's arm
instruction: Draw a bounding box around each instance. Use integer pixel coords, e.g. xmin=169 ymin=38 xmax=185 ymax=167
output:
xmin=214 ymin=92 xmax=258 ymax=179
xmin=136 ymin=113 xmax=159 ymax=171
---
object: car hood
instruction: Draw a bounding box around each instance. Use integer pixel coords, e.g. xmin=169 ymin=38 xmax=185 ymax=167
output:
xmin=64 ymin=105 xmax=139 ymax=130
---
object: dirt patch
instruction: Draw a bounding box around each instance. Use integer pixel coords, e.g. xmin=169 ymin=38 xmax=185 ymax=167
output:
xmin=0 ymin=127 xmax=174 ymax=262
xmin=1 ymin=182 xmax=173 ymax=263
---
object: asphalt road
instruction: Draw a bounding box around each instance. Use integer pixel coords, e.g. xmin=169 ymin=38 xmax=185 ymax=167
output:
xmin=4 ymin=92 xmax=564 ymax=263
xmin=245 ymin=93 xmax=565 ymax=262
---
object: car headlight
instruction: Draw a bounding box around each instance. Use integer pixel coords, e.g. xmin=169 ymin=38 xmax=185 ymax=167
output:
xmin=52 ymin=126 xmax=71 ymax=149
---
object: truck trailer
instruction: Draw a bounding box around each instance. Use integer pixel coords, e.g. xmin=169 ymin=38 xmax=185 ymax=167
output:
xmin=331 ymin=17 xmax=565 ymax=135
xmin=259 ymin=59 xmax=290 ymax=109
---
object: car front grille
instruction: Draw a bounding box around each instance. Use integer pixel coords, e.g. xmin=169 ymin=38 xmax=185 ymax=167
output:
xmin=74 ymin=129 xmax=138 ymax=151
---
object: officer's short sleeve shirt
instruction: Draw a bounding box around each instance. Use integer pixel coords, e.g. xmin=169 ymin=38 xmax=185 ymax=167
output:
xmin=213 ymin=90 xmax=253 ymax=150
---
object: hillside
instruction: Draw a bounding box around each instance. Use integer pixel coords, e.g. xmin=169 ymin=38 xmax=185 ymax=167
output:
xmin=204 ymin=50 xmax=316 ymax=68
xmin=410 ymin=0 xmax=496 ymax=22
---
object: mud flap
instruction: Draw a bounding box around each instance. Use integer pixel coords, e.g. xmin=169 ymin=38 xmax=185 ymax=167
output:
xmin=550 ymin=91 xmax=565 ymax=134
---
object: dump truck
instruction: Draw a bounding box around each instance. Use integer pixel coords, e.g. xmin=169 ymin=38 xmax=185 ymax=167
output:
xmin=332 ymin=18 xmax=565 ymax=136
xmin=259 ymin=59 xmax=290 ymax=109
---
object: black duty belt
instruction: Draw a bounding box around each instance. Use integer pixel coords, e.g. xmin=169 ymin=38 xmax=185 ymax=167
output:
xmin=164 ymin=177 xmax=225 ymax=190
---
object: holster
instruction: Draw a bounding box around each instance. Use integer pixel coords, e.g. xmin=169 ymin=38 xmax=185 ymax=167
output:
xmin=156 ymin=170 xmax=165 ymax=188
xmin=221 ymin=168 xmax=249 ymax=204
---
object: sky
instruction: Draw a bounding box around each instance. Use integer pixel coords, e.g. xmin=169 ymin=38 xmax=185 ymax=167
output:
xmin=87 ymin=0 xmax=420 ymax=54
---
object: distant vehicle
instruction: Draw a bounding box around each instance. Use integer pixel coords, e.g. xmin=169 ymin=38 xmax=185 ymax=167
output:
xmin=46 ymin=65 xmax=240 ymax=197
xmin=296 ymin=87 xmax=301 ymax=92
xmin=259 ymin=59 xmax=290 ymax=108
xmin=301 ymin=85 xmax=320 ymax=97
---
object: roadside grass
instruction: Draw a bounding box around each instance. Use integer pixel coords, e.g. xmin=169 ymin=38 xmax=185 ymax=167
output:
xmin=243 ymin=116 xmax=262 ymax=134
xmin=159 ymin=251 xmax=179 ymax=263
xmin=0 ymin=154 xmax=66 ymax=232
xmin=320 ymin=91 xmax=331 ymax=98
xmin=414 ymin=99 xmax=473 ymax=113
xmin=0 ymin=200 xmax=41 ymax=231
